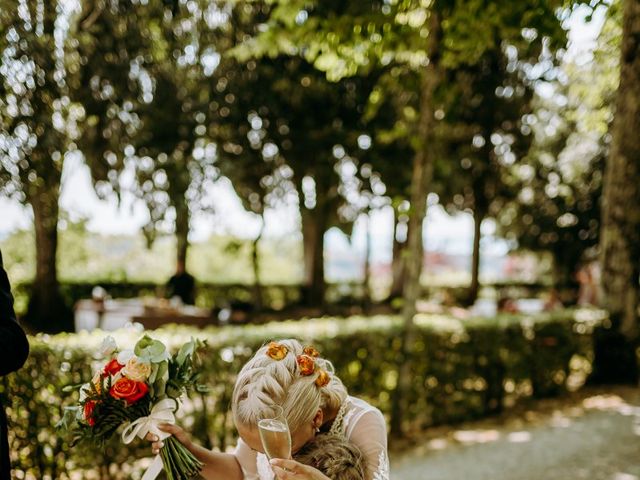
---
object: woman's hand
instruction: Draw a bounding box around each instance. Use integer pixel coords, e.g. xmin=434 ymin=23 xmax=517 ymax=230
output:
xmin=269 ymin=459 xmax=331 ymax=480
xmin=145 ymin=423 xmax=192 ymax=455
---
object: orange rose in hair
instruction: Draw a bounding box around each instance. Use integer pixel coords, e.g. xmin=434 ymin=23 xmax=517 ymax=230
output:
xmin=109 ymin=377 xmax=149 ymax=404
xmin=297 ymin=354 xmax=316 ymax=376
xmin=303 ymin=346 xmax=320 ymax=358
xmin=266 ymin=342 xmax=288 ymax=360
xmin=315 ymin=369 xmax=330 ymax=388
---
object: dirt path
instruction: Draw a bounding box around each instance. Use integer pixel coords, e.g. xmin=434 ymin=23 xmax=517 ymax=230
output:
xmin=391 ymin=386 xmax=640 ymax=480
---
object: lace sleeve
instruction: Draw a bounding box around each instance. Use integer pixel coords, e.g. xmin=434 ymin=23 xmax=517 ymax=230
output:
xmin=348 ymin=409 xmax=390 ymax=480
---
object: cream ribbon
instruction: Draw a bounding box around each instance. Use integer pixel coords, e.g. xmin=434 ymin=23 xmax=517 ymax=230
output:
xmin=121 ymin=398 xmax=177 ymax=480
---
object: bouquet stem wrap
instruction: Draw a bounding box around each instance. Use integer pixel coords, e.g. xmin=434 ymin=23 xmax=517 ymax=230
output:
xmin=122 ymin=399 xmax=202 ymax=480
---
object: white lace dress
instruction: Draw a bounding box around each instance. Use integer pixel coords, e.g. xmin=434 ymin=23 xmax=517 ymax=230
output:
xmin=234 ymin=396 xmax=390 ymax=480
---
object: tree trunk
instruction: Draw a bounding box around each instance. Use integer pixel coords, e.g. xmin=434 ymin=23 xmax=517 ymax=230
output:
xmin=175 ymin=197 xmax=190 ymax=266
xmin=390 ymin=9 xmax=442 ymax=436
xmin=252 ymin=214 xmax=265 ymax=311
xmin=299 ymin=177 xmax=329 ymax=307
xmin=468 ymin=207 xmax=485 ymax=306
xmin=389 ymin=206 xmax=408 ymax=300
xmin=593 ymin=0 xmax=640 ymax=384
xmin=25 ymin=183 xmax=72 ymax=333
xmin=362 ymin=211 xmax=372 ymax=311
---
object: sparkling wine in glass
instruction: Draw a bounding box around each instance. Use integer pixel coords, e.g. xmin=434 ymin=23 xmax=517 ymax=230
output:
xmin=258 ymin=406 xmax=291 ymax=460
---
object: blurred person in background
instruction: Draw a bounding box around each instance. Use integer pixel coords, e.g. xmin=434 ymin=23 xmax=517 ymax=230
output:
xmin=0 ymin=249 xmax=29 ymax=478
xmin=166 ymin=258 xmax=196 ymax=305
xmin=577 ymin=262 xmax=600 ymax=306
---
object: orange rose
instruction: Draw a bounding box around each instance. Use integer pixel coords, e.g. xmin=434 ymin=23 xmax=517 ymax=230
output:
xmin=104 ymin=358 xmax=124 ymax=376
xmin=297 ymin=354 xmax=315 ymax=376
xmin=303 ymin=346 xmax=320 ymax=358
xmin=266 ymin=342 xmax=288 ymax=361
xmin=84 ymin=400 xmax=97 ymax=427
xmin=109 ymin=377 xmax=149 ymax=404
xmin=315 ymin=369 xmax=330 ymax=388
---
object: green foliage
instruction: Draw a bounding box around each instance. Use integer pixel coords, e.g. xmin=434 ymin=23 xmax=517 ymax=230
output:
xmin=0 ymin=0 xmax=74 ymax=203
xmin=70 ymin=1 xmax=220 ymax=252
xmin=495 ymin=5 xmax=618 ymax=285
xmin=1 ymin=309 xmax=603 ymax=478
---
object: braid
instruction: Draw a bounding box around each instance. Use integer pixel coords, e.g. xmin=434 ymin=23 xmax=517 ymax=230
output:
xmin=232 ymin=339 xmax=348 ymax=432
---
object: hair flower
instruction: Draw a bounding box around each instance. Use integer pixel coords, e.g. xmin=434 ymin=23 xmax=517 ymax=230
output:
xmin=315 ymin=369 xmax=330 ymax=388
xmin=303 ymin=346 xmax=320 ymax=358
xmin=297 ymin=354 xmax=316 ymax=376
xmin=266 ymin=342 xmax=289 ymax=360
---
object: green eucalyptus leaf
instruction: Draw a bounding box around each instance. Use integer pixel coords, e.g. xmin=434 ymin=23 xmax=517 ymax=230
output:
xmin=135 ymin=335 xmax=169 ymax=363
xmin=175 ymin=339 xmax=196 ymax=366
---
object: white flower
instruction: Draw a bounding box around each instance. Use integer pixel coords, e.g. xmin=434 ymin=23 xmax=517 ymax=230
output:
xmin=121 ymin=356 xmax=152 ymax=382
xmin=79 ymin=383 xmax=90 ymax=402
xmin=99 ymin=336 xmax=118 ymax=357
xmin=117 ymin=349 xmax=135 ymax=365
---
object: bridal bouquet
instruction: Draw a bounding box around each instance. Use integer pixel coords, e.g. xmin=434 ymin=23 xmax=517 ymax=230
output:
xmin=59 ymin=335 xmax=205 ymax=480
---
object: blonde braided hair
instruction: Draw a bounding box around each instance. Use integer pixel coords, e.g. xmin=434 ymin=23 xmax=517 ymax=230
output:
xmin=231 ymin=339 xmax=347 ymax=432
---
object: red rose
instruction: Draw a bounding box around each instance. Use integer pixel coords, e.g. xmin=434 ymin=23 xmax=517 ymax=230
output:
xmin=104 ymin=358 xmax=124 ymax=376
xmin=109 ymin=377 xmax=149 ymax=404
xmin=84 ymin=400 xmax=97 ymax=427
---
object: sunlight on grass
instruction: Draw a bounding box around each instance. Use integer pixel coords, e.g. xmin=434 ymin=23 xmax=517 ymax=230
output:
xmin=452 ymin=429 xmax=500 ymax=444
xmin=549 ymin=414 xmax=572 ymax=428
xmin=507 ymin=431 xmax=532 ymax=443
xmin=612 ymin=473 xmax=638 ymax=480
xmin=426 ymin=438 xmax=449 ymax=450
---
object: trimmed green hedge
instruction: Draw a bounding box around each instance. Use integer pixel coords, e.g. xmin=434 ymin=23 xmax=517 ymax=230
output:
xmin=0 ymin=309 xmax=604 ymax=479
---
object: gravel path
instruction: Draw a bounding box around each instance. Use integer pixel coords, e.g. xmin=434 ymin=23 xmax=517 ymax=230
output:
xmin=391 ymin=387 xmax=640 ymax=480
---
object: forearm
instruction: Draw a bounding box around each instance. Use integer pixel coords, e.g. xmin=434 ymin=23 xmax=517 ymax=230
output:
xmin=185 ymin=442 xmax=244 ymax=480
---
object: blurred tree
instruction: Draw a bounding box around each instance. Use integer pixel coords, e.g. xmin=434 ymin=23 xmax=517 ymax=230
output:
xmin=216 ymin=0 xmax=377 ymax=306
xmin=0 ymin=0 xmax=78 ymax=331
xmin=204 ymin=0 xmax=295 ymax=308
xmin=359 ymin=72 xmax=416 ymax=300
xmin=72 ymin=0 xmax=218 ymax=271
xmin=498 ymin=3 xmax=617 ymax=293
xmin=497 ymin=95 xmax=604 ymax=292
xmin=437 ymin=43 xmax=538 ymax=305
xmin=596 ymin=0 xmax=639 ymax=384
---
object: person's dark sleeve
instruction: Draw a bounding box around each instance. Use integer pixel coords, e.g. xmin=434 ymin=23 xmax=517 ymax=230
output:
xmin=0 ymin=251 xmax=29 ymax=376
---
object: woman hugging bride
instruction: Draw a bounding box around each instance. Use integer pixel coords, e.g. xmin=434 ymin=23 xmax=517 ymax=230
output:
xmin=148 ymin=339 xmax=389 ymax=480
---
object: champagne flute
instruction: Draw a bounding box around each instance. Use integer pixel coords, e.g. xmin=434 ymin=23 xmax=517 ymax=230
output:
xmin=258 ymin=405 xmax=292 ymax=460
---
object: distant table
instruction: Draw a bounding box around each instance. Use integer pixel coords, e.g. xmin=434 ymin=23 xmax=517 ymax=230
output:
xmin=74 ymin=298 xmax=214 ymax=331
xmin=132 ymin=304 xmax=214 ymax=330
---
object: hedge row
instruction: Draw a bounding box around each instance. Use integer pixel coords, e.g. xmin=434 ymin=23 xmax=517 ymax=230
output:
xmin=0 ymin=309 xmax=605 ymax=480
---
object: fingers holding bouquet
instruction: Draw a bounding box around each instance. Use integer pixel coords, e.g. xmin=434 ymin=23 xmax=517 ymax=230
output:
xmin=147 ymin=423 xmax=192 ymax=455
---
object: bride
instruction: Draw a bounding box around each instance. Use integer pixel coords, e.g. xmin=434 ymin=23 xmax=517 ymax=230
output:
xmin=148 ymin=339 xmax=389 ymax=480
